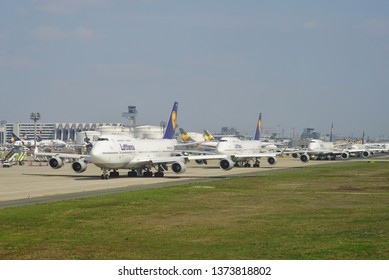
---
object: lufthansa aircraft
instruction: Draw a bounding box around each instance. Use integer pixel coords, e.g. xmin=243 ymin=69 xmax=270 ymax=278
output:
xmin=36 ymin=102 xmax=192 ymax=179
xmin=187 ymin=113 xmax=278 ymax=169
xmin=11 ymin=133 xmax=36 ymax=147
xmin=292 ymin=124 xmax=372 ymax=162
xmin=11 ymin=133 xmax=67 ymax=148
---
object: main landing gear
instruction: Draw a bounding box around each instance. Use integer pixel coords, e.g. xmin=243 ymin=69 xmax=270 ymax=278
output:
xmin=101 ymin=165 xmax=167 ymax=180
xmin=234 ymin=160 xmax=261 ymax=168
xmin=100 ymin=169 xmax=119 ymax=179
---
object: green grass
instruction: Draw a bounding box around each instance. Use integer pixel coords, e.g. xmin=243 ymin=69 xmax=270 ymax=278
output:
xmin=0 ymin=161 xmax=388 ymax=259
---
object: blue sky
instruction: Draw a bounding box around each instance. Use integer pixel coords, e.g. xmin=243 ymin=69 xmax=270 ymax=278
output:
xmin=1 ymin=0 xmax=388 ymax=139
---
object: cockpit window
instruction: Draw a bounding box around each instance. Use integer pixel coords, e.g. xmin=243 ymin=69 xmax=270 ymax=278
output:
xmin=97 ymin=138 xmax=109 ymax=141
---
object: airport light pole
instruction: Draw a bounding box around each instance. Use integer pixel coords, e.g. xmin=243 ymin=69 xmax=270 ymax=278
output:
xmin=0 ymin=120 xmax=6 ymax=146
xmin=30 ymin=112 xmax=41 ymax=149
xmin=160 ymin=121 xmax=166 ymax=135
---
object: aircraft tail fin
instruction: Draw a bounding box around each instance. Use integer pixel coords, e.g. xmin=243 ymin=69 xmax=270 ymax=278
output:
xmin=329 ymin=123 xmax=334 ymax=142
xmin=163 ymin=102 xmax=178 ymax=139
xmin=11 ymin=133 xmax=22 ymax=142
xmin=203 ymin=130 xmax=215 ymax=142
xmin=253 ymin=113 xmax=262 ymax=141
xmin=37 ymin=130 xmax=43 ymax=142
xmin=179 ymin=128 xmax=195 ymax=142
xmin=362 ymin=131 xmax=365 ymax=144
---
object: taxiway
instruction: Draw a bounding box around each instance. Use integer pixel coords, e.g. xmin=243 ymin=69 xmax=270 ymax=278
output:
xmin=1 ymin=155 xmax=387 ymax=208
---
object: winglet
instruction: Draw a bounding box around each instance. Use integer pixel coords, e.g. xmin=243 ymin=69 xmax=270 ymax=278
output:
xmin=253 ymin=113 xmax=262 ymax=141
xmin=163 ymin=102 xmax=178 ymax=139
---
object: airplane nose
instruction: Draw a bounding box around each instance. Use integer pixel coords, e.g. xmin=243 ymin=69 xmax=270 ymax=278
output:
xmin=90 ymin=147 xmax=104 ymax=164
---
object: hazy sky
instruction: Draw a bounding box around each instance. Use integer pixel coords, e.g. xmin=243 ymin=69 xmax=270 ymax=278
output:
xmin=1 ymin=0 xmax=388 ymax=139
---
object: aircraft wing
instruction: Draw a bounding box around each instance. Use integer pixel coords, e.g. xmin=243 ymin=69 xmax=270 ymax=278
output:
xmin=186 ymin=154 xmax=229 ymax=161
xmin=35 ymin=149 xmax=91 ymax=162
xmin=186 ymin=152 xmax=277 ymax=162
xmin=229 ymin=152 xmax=278 ymax=159
xmin=199 ymin=141 xmax=218 ymax=149
xmin=132 ymin=156 xmax=186 ymax=165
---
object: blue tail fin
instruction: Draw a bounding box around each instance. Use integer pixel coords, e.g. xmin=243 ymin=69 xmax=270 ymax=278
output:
xmin=163 ymin=102 xmax=178 ymax=139
xmin=37 ymin=131 xmax=43 ymax=142
xmin=329 ymin=123 xmax=334 ymax=142
xmin=253 ymin=113 xmax=262 ymax=141
xmin=11 ymin=133 xmax=22 ymax=142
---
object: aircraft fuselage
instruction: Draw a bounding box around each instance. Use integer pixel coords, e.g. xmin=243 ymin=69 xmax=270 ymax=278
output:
xmin=90 ymin=134 xmax=177 ymax=169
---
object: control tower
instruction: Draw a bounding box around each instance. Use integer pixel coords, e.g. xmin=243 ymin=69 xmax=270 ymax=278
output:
xmin=122 ymin=106 xmax=138 ymax=134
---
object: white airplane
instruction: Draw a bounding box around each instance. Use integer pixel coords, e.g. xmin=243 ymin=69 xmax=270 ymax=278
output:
xmin=290 ymin=123 xmax=336 ymax=162
xmin=341 ymin=131 xmax=387 ymax=157
xmin=35 ymin=102 xmax=197 ymax=179
xmin=11 ymin=133 xmax=67 ymax=148
xmin=37 ymin=133 xmax=68 ymax=148
xmin=11 ymin=133 xmax=36 ymax=147
xmin=187 ymin=113 xmax=278 ymax=169
xmin=290 ymin=124 xmax=368 ymax=162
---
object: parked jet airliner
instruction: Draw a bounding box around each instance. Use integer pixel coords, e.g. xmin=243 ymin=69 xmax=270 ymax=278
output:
xmin=11 ymin=133 xmax=67 ymax=148
xmin=290 ymin=123 xmax=370 ymax=162
xmin=36 ymin=102 xmax=191 ymax=179
xmin=187 ymin=113 xmax=278 ymax=169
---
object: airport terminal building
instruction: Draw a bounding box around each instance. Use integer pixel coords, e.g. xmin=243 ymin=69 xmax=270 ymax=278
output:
xmin=0 ymin=122 xmax=165 ymax=146
xmin=0 ymin=122 xmax=123 ymax=145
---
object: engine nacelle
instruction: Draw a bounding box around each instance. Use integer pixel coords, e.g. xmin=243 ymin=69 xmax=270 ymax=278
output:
xmin=362 ymin=151 xmax=370 ymax=158
xmin=49 ymin=157 xmax=64 ymax=169
xmin=341 ymin=152 xmax=349 ymax=159
xmin=292 ymin=153 xmax=298 ymax=159
xmin=220 ymin=158 xmax=234 ymax=171
xmin=71 ymin=160 xmax=88 ymax=173
xmin=195 ymin=159 xmax=207 ymax=165
xmin=300 ymin=154 xmax=310 ymax=163
xmin=172 ymin=161 xmax=186 ymax=174
xmin=267 ymin=156 xmax=277 ymax=165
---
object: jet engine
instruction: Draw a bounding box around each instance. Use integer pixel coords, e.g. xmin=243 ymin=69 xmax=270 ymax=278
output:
xmin=341 ymin=152 xmax=349 ymax=159
xmin=362 ymin=151 xmax=370 ymax=158
xmin=195 ymin=159 xmax=207 ymax=165
xmin=71 ymin=160 xmax=88 ymax=173
xmin=300 ymin=154 xmax=310 ymax=163
xmin=220 ymin=158 xmax=234 ymax=170
xmin=49 ymin=157 xmax=64 ymax=169
xmin=267 ymin=156 xmax=277 ymax=165
xmin=172 ymin=161 xmax=186 ymax=174
xmin=292 ymin=153 xmax=298 ymax=159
